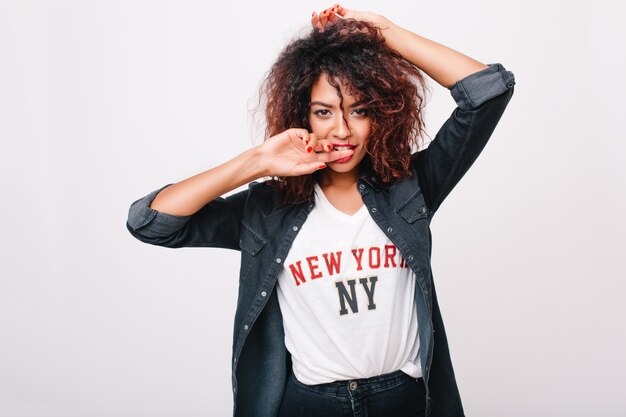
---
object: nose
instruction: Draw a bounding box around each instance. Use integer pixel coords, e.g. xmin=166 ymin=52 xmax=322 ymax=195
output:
xmin=330 ymin=114 xmax=351 ymax=140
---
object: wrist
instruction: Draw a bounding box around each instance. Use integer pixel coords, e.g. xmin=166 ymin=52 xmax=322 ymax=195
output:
xmin=373 ymin=14 xmax=394 ymax=31
xmin=375 ymin=16 xmax=406 ymax=56
xmin=251 ymin=145 xmax=270 ymax=178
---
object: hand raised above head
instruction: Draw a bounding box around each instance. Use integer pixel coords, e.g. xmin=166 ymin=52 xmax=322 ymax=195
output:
xmin=311 ymin=4 xmax=382 ymax=32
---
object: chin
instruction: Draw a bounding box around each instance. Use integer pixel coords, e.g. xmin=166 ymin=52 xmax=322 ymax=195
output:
xmin=328 ymin=158 xmax=363 ymax=173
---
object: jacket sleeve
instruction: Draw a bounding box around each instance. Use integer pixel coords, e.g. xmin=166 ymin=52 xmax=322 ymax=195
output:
xmin=126 ymin=182 xmax=251 ymax=250
xmin=412 ymin=62 xmax=515 ymax=214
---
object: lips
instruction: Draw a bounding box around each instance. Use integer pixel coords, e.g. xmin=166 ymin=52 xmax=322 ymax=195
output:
xmin=334 ymin=153 xmax=354 ymax=163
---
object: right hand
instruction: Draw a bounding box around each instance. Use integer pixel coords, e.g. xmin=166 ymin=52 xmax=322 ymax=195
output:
xmin=257 ymin=128 xmax=355 ymax=177
xmin=312 ymin=4 xmax=384 ymax=32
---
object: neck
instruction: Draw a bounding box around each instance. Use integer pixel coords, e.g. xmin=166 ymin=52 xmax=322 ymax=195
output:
xmin=319 ymin=168 xmax=359 ymax=189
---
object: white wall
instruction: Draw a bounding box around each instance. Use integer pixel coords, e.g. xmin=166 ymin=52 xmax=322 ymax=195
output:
xmin=1 ymin=0 xmax=624 ymax=416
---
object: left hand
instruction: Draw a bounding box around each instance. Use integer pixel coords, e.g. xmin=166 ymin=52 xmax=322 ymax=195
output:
xmin=311 ymin=4 xmax=383 ymax=32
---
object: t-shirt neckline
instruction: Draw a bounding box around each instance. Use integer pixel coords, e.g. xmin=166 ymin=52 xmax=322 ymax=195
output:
xmin=314 ymin=182 xmax=368 ymax=223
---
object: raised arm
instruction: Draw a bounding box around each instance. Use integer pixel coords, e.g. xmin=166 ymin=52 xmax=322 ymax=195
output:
xmin=126 ymin=146 xmax=266 ymax=249
xmin=316 ymin=6 xmax=516 ymax=213
xmin=371 ymin=14 xmax=516 ymax=213
xmin=370 ymin=16 xmax=489 ymax=88
xmin=126 ymin=128 xmax=355 ymax=248
xmin=413 ymin=64 xmax=515 ymax=214
xmin=377 ymin=16 xmax=515 ymax=213
xmin=317 ymin=5 xmax=488 ymax=85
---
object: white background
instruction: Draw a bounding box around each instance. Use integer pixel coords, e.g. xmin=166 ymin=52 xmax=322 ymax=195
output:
xmin=1 ymin=1 xmax=625 ymax=416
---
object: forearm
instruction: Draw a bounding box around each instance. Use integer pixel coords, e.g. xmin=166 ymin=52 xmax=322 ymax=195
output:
xmin=149 ymin=146 xmax=266 ymax=216
xmin=375 ymin=15 xmax=488 ymax=89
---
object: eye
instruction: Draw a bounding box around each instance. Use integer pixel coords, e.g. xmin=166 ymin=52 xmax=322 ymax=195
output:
xmin=353 ymin=108 xmax=369 ymax=116
xmin=313 ymin=109 xmax=331 ymax=117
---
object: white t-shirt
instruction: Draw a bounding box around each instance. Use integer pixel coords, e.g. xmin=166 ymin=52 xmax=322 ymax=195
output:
xmin=276 ymin=182 xmax=422 ymax=385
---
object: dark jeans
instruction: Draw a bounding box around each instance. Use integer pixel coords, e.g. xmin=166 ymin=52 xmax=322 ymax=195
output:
xmin=278 ymin=369 xmax=427 ymax=417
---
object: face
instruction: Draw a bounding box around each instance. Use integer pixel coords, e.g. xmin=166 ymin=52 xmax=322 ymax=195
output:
xmin=308 ymin=73 xmax=371 ymax=176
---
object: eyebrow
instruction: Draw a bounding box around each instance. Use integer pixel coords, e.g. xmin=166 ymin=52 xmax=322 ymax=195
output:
xmin=310 ymin=100 xmax=365 ymax=108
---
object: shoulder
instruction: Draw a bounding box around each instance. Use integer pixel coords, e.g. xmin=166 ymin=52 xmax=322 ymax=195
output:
xmin=247 ymin=178 xmax=274 ymax=198
xmin=246 ymin=179 xmax=290 ymax=216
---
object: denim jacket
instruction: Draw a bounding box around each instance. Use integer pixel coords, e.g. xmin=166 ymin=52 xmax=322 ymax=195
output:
xmin=126 ymin=62 xmax=515 ymax=417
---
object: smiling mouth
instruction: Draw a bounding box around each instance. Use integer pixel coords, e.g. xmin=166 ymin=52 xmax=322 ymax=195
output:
xmin=332 ymin=144 xmax=357 ymax=151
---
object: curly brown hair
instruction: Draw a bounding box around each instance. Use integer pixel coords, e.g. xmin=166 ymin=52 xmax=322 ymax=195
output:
xmin=251 ymin=18 xmax=430 ymax=206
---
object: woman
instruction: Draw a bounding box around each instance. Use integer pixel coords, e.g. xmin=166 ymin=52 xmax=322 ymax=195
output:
xmin=126 ymin=4 xmax=515 ymax=417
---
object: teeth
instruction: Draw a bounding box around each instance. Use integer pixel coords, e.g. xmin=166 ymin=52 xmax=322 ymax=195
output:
xmin=333 ymin=146 xmax=353 ymax=151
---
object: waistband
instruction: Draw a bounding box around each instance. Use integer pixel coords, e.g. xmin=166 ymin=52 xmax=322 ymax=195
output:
xmin=290 ymin=369 xmax=422 ymax=397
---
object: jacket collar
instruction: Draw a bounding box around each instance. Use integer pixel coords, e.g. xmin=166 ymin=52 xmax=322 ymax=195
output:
xmin=358 ymin=157 xmax=389 ymax=195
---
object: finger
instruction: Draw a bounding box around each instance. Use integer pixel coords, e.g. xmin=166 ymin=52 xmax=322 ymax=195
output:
xmin=319 ymin=8 xmax=329 ymax=25
xmin=311 ymin=11 xmax=318 ymax=29
xmin=289 ymin=128 xmax=310 ymax=146
xmin=317 ymin=148 xmax=355 ymax=163
xmin=327 ymin=5 xmax=342 ymax=21
xmin=312 ymin=11 xmax=324 ymax=31
xmin=305 ymin=132 xmax=318 ymax=153
xmin=297 ymin=129 xmax=311 ymax=146
xmin=291 ymin=161 xmax=327 ymax=176
xmin=316 ymin=138 xmax=333 ymax=153
xmin=334 ymin=4 xmax=347 ymax=17
xmin=309 ymin=161 xmax=327 ymax=172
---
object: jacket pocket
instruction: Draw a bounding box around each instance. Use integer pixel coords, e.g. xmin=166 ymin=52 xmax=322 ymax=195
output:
xmin=239 ymin=221 xmax=267 ymax=255
xmin=238 ymin=221 xmax=268 ymax=287
xmin=396 ymin=191 xmax=429 ymax=223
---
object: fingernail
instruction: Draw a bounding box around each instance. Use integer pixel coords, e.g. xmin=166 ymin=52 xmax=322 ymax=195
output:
xmin=318 ymin=164 xmax=326 ymax=169
xmin=307 ymin=145 xmax=312 ymax=152
xmin=327 ymin=144 xmax=332 ymax=151
xmin=305 ymin=139 xmax=309 ymax=144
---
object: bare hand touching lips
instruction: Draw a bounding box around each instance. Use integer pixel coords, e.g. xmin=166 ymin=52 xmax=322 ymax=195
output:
xmin=257 ymin=128 xmax=356 ymax=178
